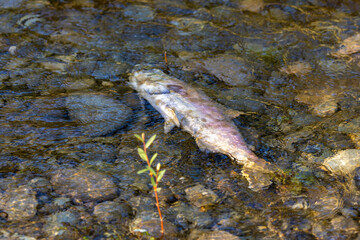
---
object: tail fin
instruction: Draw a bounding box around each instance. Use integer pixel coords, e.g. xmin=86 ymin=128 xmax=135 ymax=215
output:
xmin=241 ymin=158 xmax=277 ymax=191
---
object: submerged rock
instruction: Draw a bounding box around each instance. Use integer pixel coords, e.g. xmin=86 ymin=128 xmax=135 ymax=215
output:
xmin=333 ymin=33 xmax=360 ymax=57
xmin=0 ymin=185 xmax=38 ymax=221
xmin=124 ymin=5 xmax=155 ymax=22
xmin=185 ymin=184 xmax=219 ymax=209
xmin=66 ymin=93 xmax=132 ymax=137
xmin=93 ymin=201 xmax=133 ymax=223
xmin=323 ymin=149 xmax=360 ymax=176
xmin=182 ymin=54 xmax=253 ymax=86
xmin=295 ymin=88 xmax=340 ymax=117
xmin=130 ymin=211 xmax=178 ymax=240
xmin=189 ymin=229 xmax=240 ymax=240
xmin=50 ymin=168 xmax=118 ymax=202
xmin=45 ymin=210 xmax=80 ymax=239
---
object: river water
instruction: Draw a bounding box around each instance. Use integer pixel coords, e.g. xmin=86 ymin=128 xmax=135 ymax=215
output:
xmin=0 ymin=0 xmax=359 ymax=239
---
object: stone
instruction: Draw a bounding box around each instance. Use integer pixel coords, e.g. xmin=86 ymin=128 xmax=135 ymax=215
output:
xmin=0 ymin=185 xmax=38 ymax=221
xmin=66 ymin=93 xmax=132 ymax=137
xmin=185 ymin=184 xmax=219 ymax=209
xmin=50 ymin=168 xmax=118 ymax=202
xmin=323 ymin=149 xmax=360 ymax=175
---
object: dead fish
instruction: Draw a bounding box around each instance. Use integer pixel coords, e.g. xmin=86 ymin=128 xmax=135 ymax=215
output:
xmin=129 ymin=67 xmax=278 ymax=191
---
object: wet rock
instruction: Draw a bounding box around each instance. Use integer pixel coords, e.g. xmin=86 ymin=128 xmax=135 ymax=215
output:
xmin=0 ymin=0 xmax=26 ymax=8
xmin=171 ymin=17 xmax=206 ymax=35
xmin=238 ymin=0 xmax=264 ymax=13
xmin=0 ymin=185 xmax=38 ymax=221
xmin=91 ymin=61 xmax=130 ymax=81
xmin=45 ymin=210 xmax=81 ymax=239
xmin=183 ymin=54 xmax=253 ymax=86
xmin=309 ymin=187 xmax=342 ymax=218
xmin=323 ymin=149 xmax=360 ymax=175
xmin=295 ymin=89 xmax=339 ymax=117
xmin=124 ymin=5 xmax=155 ymax=22
xmin=50 ymin=168 xmax=118 ymax=202
xmin=27 ymin=177 xmax=52 ymax=193
xmin=40 ymin=61 xmax=67 ymax=73
xmin=66 ymin=93 xmax=132 ymax=137
xmin=338 ymin=117 xmax=360 ymax=134
xmin=130 ymin=211 xmax=178 ymax=240
xmin=330 ymin=215 xmax=359 ymax=232
xmin=188 ymin=229 xmax=240 ymax=240
xmin=171 ymin=202 xmax=213 ymax=228
xmin=63 ymin=78 xmax=96 ymax=91
xmin=280 ymin=61 xmax=312 ymax=77
xmin=93 ymin=201 xmax=133 ymax=223
xmin=185 ymin=184 xmax=219 ymax=209
xmin=333 ymin=33 xmax=360 ymax=57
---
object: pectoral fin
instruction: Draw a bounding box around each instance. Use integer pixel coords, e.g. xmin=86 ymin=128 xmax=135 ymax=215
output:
xmin=163 ymin=108 xmax=180 ymax=133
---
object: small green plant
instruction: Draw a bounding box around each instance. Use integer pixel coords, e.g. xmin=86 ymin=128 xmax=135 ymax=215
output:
xmin=135 ymin=133 xmax=166 ymax=238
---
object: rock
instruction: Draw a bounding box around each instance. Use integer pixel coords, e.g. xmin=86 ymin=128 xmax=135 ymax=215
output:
xmin=130 ymin=211 xmax=178 ymax=240
xmin=0 ymin=185 xmax=38 ymax=221
xmin=182 ymin=54 xmax=253 ymax=86
xmin=323 ymin=149 xmax=360 ymax=175
xmin=66 ymin=93 xmax=132 ymax=137
xmin=171 ymin=202 xmax=213 ymax=228
xmin=170 ymin=17 xmax=206 ymax=35
xmin=338 ymin=117 xmax=360 ymax=134
xmin=90 ymin=61 xmax=130 ymax=81
xmin=0 ymin=0 xmax=26 ymax=8
xmin=50 ymin=168 xmax=118 ymax=202
xmin=280 ymin=61 xmax=312 ymax=77
xmin=330 ymin=215 xmax=359 ymax=232
xmin=45 ymin=210 xmax=80 ymax=239
xmin=238 ymin=0 xmax=264 ymax=13
xmin=332 ymin=33 xmax=360 ymax=57
xmin=185 ymin=184 xmax=219 ymax=209
xmin=295 ymin=88 xmax=339 ymax=117
xmin=63 ymin=78 xmax=96 ymax=91
xmin=189 ymin=229 xmax=240 ymax=240
xmin=93 ymin=201 xmax=133 ymax=223
xmin=124 ymin=5 xmax=155 ymax=22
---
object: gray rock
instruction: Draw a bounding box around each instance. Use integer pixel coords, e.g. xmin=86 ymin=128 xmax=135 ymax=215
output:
xmin=50 ymin=168 xmax=118 ymax=202
xmin=0 ymin=185 xmax=38 ymax=221
xmin=185 ymin=184 xmax=219 ymax=209
xmin=93 ymin=201 xmax=133 ymax=223
xmin=66 ymin=93 xmax=132 ymax=137
xmin=124 ymin=5 xmax=155 ymax=22
xmin=323 ymin=149 xmax=360 ymax=175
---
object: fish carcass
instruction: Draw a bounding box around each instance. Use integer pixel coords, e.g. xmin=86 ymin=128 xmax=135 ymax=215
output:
xmin=129 ymin=67 xmax=278 ymax=191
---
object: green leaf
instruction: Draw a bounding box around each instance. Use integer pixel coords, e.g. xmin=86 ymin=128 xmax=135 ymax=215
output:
xmin=157 ymin=169 xmax=166 ymax=182
xmin=150 ymin=153 xmax=158 ymax=165
xmin=145 ymin=134 xmax=156 ymax=148
xmin=137 ymin=168 xmax=149 ymax=174
xmin=137 ymin=148 xmax=147 ymax=161
xmin=134 ymin=134 xmax=143 ymax=143
xmin=150 ymin=176 xmax=156 ymax=187
xmin=147 ymin=166 xmax=156 ymax=176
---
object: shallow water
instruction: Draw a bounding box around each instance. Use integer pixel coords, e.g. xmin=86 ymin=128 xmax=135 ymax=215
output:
xmin=0 ymin=0 xmax=360 ymax=239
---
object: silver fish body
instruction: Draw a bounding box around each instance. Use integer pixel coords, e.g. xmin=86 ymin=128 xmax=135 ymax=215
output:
xmin=129 ymin=68 xmax=277 ymax=191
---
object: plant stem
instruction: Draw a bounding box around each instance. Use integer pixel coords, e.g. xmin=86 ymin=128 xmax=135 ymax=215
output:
xmin=142 ymin=134 xmax=164 ymax=237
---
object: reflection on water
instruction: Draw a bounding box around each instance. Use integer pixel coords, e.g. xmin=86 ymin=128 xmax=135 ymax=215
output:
xmin=0 ymin=0 xmax=359 ymax=239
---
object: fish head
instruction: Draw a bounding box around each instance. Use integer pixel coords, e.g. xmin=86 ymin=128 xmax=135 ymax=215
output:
xmin=129 ymin=68 xmax=187 ymax=96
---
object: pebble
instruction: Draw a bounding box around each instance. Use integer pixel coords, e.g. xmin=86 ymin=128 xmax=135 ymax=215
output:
xmin=63 ymin=78 xmax=96 ymax=91
xmin=65 ymin=93 xmax=132 ymax=137
xmin=338 ymin=117 xmax=360 ymax=134
xmin=185 ymin=184 xmax=219 ymax=209
xmin=0 ymin=185 xmax=38 ymax=221
xmin=323 ymin=149 xmax=360 ymax=175
xmin=238 ymin=0 xmax=265 ymax=13
xmin=50 ymin=168 xmax=118 ymax=202
xmin=330 ymin=215 xmax=359 ymax=232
